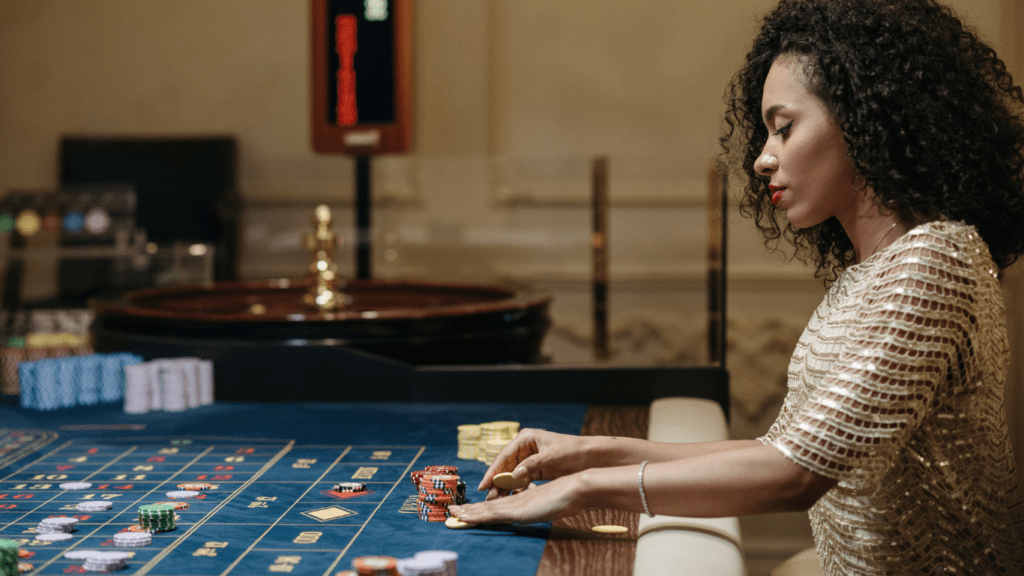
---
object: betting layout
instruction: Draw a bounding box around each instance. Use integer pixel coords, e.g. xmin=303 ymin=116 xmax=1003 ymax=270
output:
xmin=0 ymin=430 xmax=428 ymax=575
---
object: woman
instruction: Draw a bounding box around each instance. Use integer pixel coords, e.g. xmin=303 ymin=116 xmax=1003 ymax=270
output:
xmin=450 ymin=0 xmax=1024 ymax=573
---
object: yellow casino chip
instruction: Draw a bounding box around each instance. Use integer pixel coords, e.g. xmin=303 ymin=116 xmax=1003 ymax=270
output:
xmin=591 ymin=525 xmax=628 ymax=534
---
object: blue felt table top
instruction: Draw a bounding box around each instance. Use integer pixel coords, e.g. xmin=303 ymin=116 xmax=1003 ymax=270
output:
xmin=0 ymin=400 xmax=588 ymax=576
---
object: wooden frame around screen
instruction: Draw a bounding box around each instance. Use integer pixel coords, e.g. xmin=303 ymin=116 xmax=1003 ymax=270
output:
xmin=311 ymin=0 xmax=413 ymax=155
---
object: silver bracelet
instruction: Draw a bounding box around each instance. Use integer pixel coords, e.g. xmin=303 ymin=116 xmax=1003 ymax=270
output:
xmin=638 ymin=460 xmax=654 ymax=518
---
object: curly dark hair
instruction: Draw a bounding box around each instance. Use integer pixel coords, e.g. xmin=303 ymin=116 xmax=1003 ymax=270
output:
xmin=720 ymin=0 xmax=1024 ymax=280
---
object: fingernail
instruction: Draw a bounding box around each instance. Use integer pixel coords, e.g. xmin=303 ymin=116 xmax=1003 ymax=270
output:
xmin=513 ymin=466 xmax=527 ymax=477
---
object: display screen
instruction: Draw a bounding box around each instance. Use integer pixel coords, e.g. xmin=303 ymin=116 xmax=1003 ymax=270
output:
xmin=311 ymin=0 xmax=411 ymax=154
xmin=325 ymin=0 xmax=395 ymax=126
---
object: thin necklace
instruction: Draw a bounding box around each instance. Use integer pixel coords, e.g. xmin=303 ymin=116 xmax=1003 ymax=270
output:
xmin=867 ymin=220 xmax=899 ymax=260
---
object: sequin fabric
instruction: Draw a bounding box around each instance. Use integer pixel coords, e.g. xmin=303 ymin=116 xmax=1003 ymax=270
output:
xmin=761 ymin=220 xmax=1024 ymax=575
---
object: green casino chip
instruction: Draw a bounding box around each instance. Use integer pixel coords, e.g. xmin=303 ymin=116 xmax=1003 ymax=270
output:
xmin=0 ymin=539 xmax=20 ymax=576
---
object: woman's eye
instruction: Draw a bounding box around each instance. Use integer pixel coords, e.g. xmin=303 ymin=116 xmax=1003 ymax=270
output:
xmin=774 ymin=120 xmax=794 ymax=137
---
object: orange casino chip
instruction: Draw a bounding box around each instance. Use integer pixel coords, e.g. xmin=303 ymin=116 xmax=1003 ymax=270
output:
xmin=353 ymin=555 xmax=398 ymax=575
xmin=176 ymin=483 xmax=213 ymax=491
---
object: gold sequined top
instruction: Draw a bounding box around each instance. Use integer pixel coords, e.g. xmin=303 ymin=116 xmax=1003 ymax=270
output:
xmin=762 ymin=220 xmax=1024 ymax=575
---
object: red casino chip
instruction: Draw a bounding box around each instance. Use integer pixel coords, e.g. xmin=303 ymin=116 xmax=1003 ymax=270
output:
xmin=416 ymin=502 xmax=453 ymax=520
xmin=418 ymin=512 xmax=451 ymax=520
xmin=176 ymin=483 xmax=213 ymax=491
xmin=424 ymin=465 xmax=458 ymax=475
xmin=418 ymin=493 xmax=458 ymax=502
xmin=424 ymin=474 xmax=460 ymax=490
xmin=417 ymin=486 xmax=459 ymax=497
xmin=417 ymin=512 xmax=452 ymax=522
xmin=353 ymin=554 xmax=398 ymax=575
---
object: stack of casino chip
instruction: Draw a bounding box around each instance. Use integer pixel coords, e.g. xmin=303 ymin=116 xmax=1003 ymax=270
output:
xmin=123 ymin=357 xmax=214 ymax=415
xmin=352 ymin=555 xmax=399 ymax=575
xmin=332 ymin=482 xmax=367 ymax=494
xmin=0 ymin=540 xmax=18 ymax=576
xmin=80 ymin=550 xmax=131 ymax=572
xmin=414 ymin=471 xmax=466 ymax=522
xmin=476 ymin=421 xmax=520 ymax=465
xmin=36 ymin=516 xmax=78 ymax=536
xmin=409 ymin=465 xmax=458 ymax=489
xmin=113 ymin=531 xmax=152 ymax=548
xmin=18 ymin=352 xmax=143 ymax=411
xmin=137 ymin=504 xmax=176 ymax=533
xmin=456 ymin=425 xmax=481 ymax=460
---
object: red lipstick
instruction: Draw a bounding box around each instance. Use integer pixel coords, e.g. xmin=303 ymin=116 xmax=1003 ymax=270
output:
xmin=769 ymin=185 xmax=785 ymax=206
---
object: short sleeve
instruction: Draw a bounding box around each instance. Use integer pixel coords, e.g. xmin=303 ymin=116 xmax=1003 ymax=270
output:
xmin=766 ymin=229 xmax=981 ymax=484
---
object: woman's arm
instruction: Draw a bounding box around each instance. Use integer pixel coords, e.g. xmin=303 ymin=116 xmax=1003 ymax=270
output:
xmin=477 ymin=428 xmax=764 ymax=492
xmin=453 ymin=442 xmax=836 ymax=524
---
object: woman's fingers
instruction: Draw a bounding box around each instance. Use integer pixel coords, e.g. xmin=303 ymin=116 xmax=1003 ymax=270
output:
xmin=477 ymin=429 xmax=543 ymax=490
xmin=451 ymin=476 xmax=578 ymax=525
xmin=476 ymin=429 xmax=586 ymax=493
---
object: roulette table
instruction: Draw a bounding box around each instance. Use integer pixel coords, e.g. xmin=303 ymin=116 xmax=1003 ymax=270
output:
xmin=0 ymin=399 xmax=658 ymax=576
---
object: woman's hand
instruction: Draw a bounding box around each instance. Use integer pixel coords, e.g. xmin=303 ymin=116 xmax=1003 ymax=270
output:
xmin=478 ymin=429 xmax=597 ymax=500
xmin=451 ymin=473 xmax=587 ymax=525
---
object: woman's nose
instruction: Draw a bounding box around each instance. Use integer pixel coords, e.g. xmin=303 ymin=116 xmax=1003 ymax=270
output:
xmin=754 ymin=150 xmax=779 ymax=175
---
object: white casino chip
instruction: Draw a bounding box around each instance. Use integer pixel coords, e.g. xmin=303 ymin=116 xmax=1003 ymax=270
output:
xmin=164 ymin=490 xmax=198 ymax=499
xmin=35 ymin=532 xmax=73 ymax=542
xmin=39 ymin=517 xmax=78 ymax=528
xmin=60 ymin=482 xmax=93 ymax=490
xmin=113 ymin=533 xmax=151 ymax=547
xmin=77 ymin=501 xmax=113 ymax=512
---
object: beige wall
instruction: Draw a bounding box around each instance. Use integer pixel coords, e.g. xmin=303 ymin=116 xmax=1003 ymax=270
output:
xmin=1 ymin=2 xmax=1021 ymax=574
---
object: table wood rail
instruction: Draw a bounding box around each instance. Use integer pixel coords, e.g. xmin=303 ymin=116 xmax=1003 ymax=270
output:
xmin=536 ymin=405 xmax=649 ymax=576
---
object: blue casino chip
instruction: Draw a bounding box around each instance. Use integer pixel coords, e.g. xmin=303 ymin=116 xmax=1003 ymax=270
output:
xmin=17 ymin=362 xmax=37 ymax=410
xmin=77 ymin=355 xmax=101 ymax=406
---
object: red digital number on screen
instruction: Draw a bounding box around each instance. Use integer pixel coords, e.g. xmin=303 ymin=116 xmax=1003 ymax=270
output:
xmin=336 ymin=14 xmax=358 ymax=126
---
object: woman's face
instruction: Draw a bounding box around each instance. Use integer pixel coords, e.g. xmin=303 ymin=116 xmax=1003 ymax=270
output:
xmin=753 ymin=55 xmax=862 ymax=230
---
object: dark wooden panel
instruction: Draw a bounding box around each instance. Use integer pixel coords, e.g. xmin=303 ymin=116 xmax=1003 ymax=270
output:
xmin=537 ymin=405 xmax=649 ymax=576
